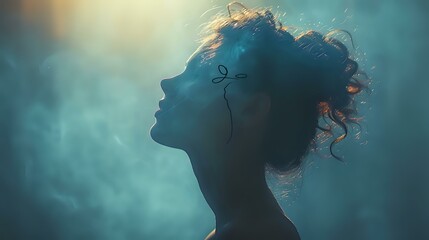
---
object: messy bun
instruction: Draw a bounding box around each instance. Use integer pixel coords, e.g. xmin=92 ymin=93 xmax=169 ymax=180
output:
xmin=293 ymin=29 xmax=369 ymax=157
xmin=199 ymin=2 xmax=370 ymax=173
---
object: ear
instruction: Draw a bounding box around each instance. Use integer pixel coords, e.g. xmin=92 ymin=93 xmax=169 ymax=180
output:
xmin=240 ymin=92 xmax=271 ymax=127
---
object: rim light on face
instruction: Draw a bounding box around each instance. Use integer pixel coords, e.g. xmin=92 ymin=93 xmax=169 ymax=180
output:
xmin=155 ymin=97 xmax=187 ymax=118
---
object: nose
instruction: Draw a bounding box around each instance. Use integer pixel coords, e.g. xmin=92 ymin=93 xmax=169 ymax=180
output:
xmin=160 ymin=77 xmax=175 ymax=94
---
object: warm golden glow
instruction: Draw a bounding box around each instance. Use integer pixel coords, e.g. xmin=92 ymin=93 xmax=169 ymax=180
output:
xmin=16 ymin=0 xmax=204 ymax=53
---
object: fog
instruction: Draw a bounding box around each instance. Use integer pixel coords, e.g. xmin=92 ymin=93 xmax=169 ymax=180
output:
xmin=1 ymin=0 xmax=428 ymax=239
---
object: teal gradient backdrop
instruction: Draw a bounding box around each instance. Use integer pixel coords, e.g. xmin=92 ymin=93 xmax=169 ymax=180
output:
xmin=1 ymin=0 xmax=428 ymax=239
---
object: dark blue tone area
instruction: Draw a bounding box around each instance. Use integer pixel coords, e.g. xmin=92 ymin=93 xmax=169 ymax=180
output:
xmin=1 ymin=0 xmax=428 ymax=239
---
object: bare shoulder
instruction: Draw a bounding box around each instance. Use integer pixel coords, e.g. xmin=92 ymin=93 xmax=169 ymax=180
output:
xmin=215 ymin=216 xmax=301 ymax=240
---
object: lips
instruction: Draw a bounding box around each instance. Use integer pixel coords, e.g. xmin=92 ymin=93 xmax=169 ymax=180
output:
xmin=155 ymin=99 xmax=172 ymax=118
xmin=158 ymin=100 xmax=172 ymax=110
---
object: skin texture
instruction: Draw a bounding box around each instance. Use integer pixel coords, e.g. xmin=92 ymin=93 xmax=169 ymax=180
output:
xmin=150 ymin=43 xmax=301 ymax=240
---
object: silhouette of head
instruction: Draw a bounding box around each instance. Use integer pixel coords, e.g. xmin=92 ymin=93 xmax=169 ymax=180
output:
xmin=150 ymin=2 xmax=368 ymax=174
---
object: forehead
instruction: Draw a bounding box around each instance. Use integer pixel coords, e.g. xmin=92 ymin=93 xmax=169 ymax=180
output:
xmin=185 ymin=49 xmax=204 ymax=69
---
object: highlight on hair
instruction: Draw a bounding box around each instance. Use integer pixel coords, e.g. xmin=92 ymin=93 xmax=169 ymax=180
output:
xmin=198 ymin=2 xmax=371 ymax=174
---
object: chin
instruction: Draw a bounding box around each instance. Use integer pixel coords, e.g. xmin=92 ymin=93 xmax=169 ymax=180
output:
xmin=149 ymin=121 xmax=184 ymax=150
xmin=149 ymin=121 xmax=166 ymax=144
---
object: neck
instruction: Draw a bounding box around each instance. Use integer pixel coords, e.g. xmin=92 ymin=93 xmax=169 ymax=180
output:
xmin=185 ymin=139 xmax=283 ymax=229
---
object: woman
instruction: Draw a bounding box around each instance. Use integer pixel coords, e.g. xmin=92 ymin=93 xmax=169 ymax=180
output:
xmin=150 ymin=2 xmax=368 ymax=239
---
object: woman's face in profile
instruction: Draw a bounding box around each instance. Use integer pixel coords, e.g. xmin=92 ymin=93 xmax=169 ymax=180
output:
xmin=150 ymin=44 xmax=249 ymax=151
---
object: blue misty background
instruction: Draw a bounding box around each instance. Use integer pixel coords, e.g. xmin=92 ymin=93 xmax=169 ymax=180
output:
xmin=0 ymin=0 xmax=428 ymax=239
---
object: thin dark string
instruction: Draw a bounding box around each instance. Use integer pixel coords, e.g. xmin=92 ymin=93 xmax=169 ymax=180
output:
xmin=211 ymin=65 xmax=247 ymax=83
xmin=223 ymin=82 xmax=233 ymax=143
xmin=211 ymin=64 xmax=248 ymax=144
xmin=227 ymin=1 xmax=249 ymax=18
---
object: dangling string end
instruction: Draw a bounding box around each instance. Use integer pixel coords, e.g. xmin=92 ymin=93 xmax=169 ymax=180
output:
xmin=227 ymin=1 xmax=249 ymax=17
